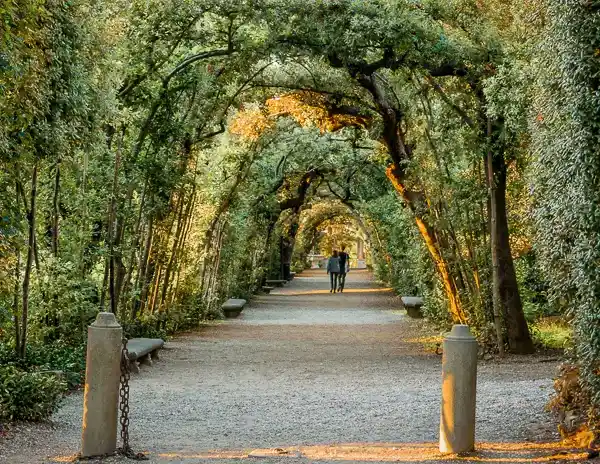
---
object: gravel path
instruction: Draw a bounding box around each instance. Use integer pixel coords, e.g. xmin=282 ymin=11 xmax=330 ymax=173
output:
xmin=1 ymin=270 xmax=574 ymax=463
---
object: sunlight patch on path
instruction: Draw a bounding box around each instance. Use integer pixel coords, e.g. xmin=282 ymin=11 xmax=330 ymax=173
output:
xmin=271 ymin=288 xmax=394 ymax=296
xmin=147 ymin=442 xmax=588 ymax=463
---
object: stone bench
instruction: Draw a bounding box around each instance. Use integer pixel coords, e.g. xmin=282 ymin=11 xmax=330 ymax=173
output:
xmin=266 ymin=279 xmax=287 ymax=287
xmin=401 ymin=296 xmax=424 ymax=319
xmin=262 ymin=286 xmax=275 ymax=294
xmin=222 ymin=298 xmax=246 ymax=318
xmin=126 ymin=338 xmax=164 ymax=373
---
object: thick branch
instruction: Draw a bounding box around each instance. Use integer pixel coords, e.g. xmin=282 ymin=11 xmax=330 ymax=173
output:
xmin=251 ymin=82 xmax=378 ymax=113
xmin=119 ymin=15 xmax=202 ymax=98
xmin=425 ymin=63 xmax=468 ymax=78
xmin=194 ymin=63 xmax=273 ymax=143
xmin=426 ymin=76 xmax=475 ymax=128
xmin=279 ymin=169 xmax=321 ymax=212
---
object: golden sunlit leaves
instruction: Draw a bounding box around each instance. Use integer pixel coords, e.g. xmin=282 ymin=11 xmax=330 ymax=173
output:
xmin=229 ymin=92 xmax=369 ymax=141
xmin=267 ymin=92 xmax=367 ymax=132
xmin=229 ymin=107 xmax=274 ymax=141
xmin=560 ymin=424 xmax=595 ymax=449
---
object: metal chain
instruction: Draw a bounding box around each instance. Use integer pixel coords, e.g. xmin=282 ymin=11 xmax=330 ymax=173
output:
xmin=118 ymin=337 xmax=148 ymax=460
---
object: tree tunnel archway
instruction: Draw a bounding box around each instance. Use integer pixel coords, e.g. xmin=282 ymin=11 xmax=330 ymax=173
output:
xmin=290 ymin=201 xmax=373 ymax=272
xmin=1 ymin=0 xmax=539 ymax=360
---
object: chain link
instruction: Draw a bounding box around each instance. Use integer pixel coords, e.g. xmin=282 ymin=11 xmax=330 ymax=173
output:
xmin=118 ymin=337 xmax=148 ymax=460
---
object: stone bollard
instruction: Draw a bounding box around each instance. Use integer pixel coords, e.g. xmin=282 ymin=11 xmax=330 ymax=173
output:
xmin=81 ymin=312 xmax=122 ymax=457
xmin=439 ymin=324 xmax=478 ymax=454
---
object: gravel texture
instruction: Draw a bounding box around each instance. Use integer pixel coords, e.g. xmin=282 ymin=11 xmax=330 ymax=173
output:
xmin=0 ymin=269 xmax=574 ymax=463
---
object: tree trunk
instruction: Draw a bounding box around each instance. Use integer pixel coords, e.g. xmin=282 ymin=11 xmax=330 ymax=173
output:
xmin=352 ymin=71 xmax=467 ymax=324
xmin=490 ymin=151 xmax=534 ymax=354
xmin=386 ymin=165 xmax=467 ymax=324
xmin=13 ymin=249 xmax=21 ymax=357
xmin=15 ymin=180 xmax=41 ymax=273
xmin=280 ymin=216 xmax=299 ymax=280
xmin=13 ymin=180 xmax=21 ymax=357
xmin=148 ymin=264 xmax=163 ymax=315
xmin=52 ymin=162 xmax=60 ymax=257
xmin=257 ymin=216 xmax=277 ymax=286
xmin=487 ymin=126 xmax=505 ymax=357
xmin=108 ymin=129 xmax=123 ymax=314
xmin=209 ymin=221 xmax=225 ymax=301
xmin=113 ymin=214 xmax=127 ymax=307
xmin=133 ymin=217 xmax=153 ymax=319
xmin=160 ymin=190 xmax=187 ymax=310
xmin=120 ymin=185 xmax=147 ymax=319
xmin=100 ymin=260 xmax=109 ymax=310
xmin=20 ymin=162 xmax=38 ymax=358
xmin=166 ymin=187 xmax=196 ymax=307
xmin=80 ymin=150 xmax=89 ymax=277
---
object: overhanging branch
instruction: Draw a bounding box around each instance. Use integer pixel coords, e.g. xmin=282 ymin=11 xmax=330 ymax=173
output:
xmin=163 ymin=48 xmax=233 ymax=86
xmin=426 ymin=76 xmax=475 ymax=128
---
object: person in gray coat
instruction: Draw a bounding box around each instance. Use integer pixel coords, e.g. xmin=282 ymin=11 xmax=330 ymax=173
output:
xmin=327 ymin=250 xmax=341 ymax=293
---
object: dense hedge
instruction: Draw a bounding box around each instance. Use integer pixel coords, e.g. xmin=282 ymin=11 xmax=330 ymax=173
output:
xmin=533 ymin=1 xmax=600 ymax=407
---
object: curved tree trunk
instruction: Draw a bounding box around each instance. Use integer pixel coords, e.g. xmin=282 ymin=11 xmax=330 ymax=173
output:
xmin=343 ymin=69 xmax=468 ymax=324
xmin=386 ymin=165 xmax=467 ymax=324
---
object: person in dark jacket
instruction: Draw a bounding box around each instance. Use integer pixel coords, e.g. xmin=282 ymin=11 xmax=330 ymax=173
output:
xmin=326 ymin=250 xmax=341 ymax=293
xmin=338 ymin=245 xmax=349 ymax=292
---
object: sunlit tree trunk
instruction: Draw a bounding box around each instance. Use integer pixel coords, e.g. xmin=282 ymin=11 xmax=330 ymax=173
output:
xmin=386 ymin=167 xmax=467 ymax=324
xmin=120 ymin=184 xmax=147 ymax=320
xmin=343 ymin=70 xmax=469 ymax=324
xmin=166 ymin=186 xmax=196 ymax=307
xmin=148 ymin=264 xmax=163 ymax=315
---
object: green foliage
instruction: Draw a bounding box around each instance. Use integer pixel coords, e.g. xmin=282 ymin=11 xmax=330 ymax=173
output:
xmin=0 ymin=342 xmax=86 ymax=389
xmin=532 ymin=0 xmax=600 ymax=407
xmin=123 ymin=317 xmax=168 ymax=341
xmin=530 ymin=319 xmax=573 ymax=351
xmin=0 ymin=366 xmax=67 ymax=422
xmin=514 ymin=252 xmax=551 ymax=321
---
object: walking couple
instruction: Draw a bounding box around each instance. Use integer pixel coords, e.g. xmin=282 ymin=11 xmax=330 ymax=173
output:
xmin=326 ymin=246 xmax=350 ymax=293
